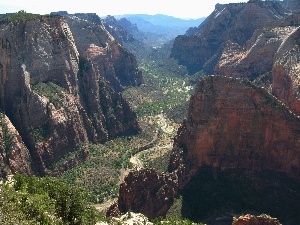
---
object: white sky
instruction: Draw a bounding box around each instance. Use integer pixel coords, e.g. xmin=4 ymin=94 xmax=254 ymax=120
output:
xmin=0 ymin=0 xmax=247 ymax=19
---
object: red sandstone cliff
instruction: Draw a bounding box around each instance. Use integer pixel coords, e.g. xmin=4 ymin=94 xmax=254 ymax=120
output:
xmin=171 ymin=1 xmax=288 ymax=74
xmin=0 ymin=14 xmax=141 ymax=175
xmin=0 ymin=114 xmax=32 ymax=176
xmin=109 ymin=76 xmax=300 ymax=223
xmin=215 ymin=13 xmax=300 ymax=115
xmin=63 ymin=13 xmax=143 ymax=92
xmin=170 ymin=76 xmax=300 ymax=181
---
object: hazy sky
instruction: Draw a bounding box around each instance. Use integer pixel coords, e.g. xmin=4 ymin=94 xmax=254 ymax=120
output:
xmin=0 ymin=0 xmax=247 ymax=19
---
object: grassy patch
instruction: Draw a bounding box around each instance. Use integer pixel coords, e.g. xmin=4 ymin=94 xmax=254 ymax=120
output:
xmin=32 ymin=82 xmax=66 ymax=108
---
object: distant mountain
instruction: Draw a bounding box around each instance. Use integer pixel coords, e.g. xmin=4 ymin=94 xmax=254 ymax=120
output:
xmin=119 ymin=14 xmax=205 ymax=30
xmin=113 ymin=14 xmax=205 ymax=45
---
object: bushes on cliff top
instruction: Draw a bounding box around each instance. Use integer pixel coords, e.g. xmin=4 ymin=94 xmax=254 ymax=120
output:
xmin=0 ymin=10 xmax=53 ymax=22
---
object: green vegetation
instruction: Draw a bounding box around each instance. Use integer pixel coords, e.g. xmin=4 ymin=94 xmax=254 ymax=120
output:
xmin=123 ymin=59 xmax=192 ymax=118
xmin=59 ymin=127 xmax=155 ymax=202
xmin=0 ymin=174 xmax=104 ymax=225
xmin=0 ymin=10 xmax=52 ymax=22
xmin=32 ymin=82 xmax=66 ymax=108
xmin=30 ymin=122 xmax=49 ymax=143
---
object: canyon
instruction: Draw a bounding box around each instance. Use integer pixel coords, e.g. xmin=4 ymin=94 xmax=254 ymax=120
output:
xmin=0 ymin=12 xmax=142 ymax=176
xmin=108 ymin=1 xmax=300 ymax=224
xmin=0 ymin=1 xmax=299 ymax=224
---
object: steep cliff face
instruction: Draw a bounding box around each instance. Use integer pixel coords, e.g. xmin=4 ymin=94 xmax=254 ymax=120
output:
xmin=102 ymin=15 xmax=152 ymax=62
xmin=272 ymin=22 xmax=300 ymax=115
xmin=168 ymin=76 xmax=300 ymax=223
xmin=0 ymin=15 xmax=141 ymax=175
xmin=107 ymin=169 xmax=177 ymax=220
xmin=171 ymin=76 xmax=300 ymax=180
xmin=171 ymin=2 xmax=289 ymax=74
xmin=0 ymin=113 xmax=32 ymax=176
xmin=215 ymin=13 xmax=300 ymax=115
xmin=62 ymin=13 xmax=143 ymax=92
xmin=109 ymin=76 xmax=300 ymax=223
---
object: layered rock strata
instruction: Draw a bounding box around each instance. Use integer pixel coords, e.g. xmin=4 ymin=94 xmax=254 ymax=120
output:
xmin=0 ymin=15 xmax=141 ymax=175
xmin=171 ymin=1 xmax=289 ymax=74
xmin=107 ymin=169 xmax=178 ymax=220
xmin=215 ymin=13 xmax=300 ymax=115
xmin=109 ymin=76 xmax=300 ymax=222
xmin=171 ymin=76 xmax=300 ymax=180
xmin=54 ymin=12 xmax=143 ymax=92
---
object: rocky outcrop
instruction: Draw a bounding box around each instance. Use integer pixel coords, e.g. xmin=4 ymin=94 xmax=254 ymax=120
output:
xmin=107 ymin=169 xmax=177 ymax=220
xmin=109 ymin=76 xmax=300 ymax=223
xmin=56 ymin=12 xmax=143 ymax=92
xmin=171 ymin=1 xmax=289 ymax=74
xmin=117 ymin=18 xmax=140 ymax=35
xmin=0 ymin=14 xmax=141 ymax=175
xmin=233 ymin=214 xmax=282 ymax=225
xmin=0 ymin=114 xmax=32 ymax=176
xmin=170 ymin=76 xmax=300 ymax=181
xmin=272 ymin=19 xmax=300 ymax=115
xmin=215 ymin=13 xmax=300 ymax=115
xmin=168 ymin=76 xmax=300 ymax=224
xmin=103 ymin=16 xmax=152 ymax=62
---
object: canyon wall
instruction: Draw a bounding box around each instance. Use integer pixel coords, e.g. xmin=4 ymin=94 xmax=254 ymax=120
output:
xmin=0 ymin=14 xmax=142 ymax=175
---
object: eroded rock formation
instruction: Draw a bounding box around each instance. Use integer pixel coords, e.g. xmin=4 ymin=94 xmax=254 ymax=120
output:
xmin=169 ymin=76 xmax=300 ymax=224
xmin=171 ymin=1 xmax=290 ymax=74
xmin=232 ymin=214 xmax=282 ymax=225
xmin=109 ymin=76 xmax=300 ymax=224
xmin=171 ymin=76 xmax=300 ymax=181
xmin=0 ymin=14 xmax=142 ymax=175
xmin=107 ymin=169 xmax=177 ymax=220
xmin=0 ymin=114 xmax=32 ymax=177
xmin=56 ymin=12 xmax=144 ymax=92
xmin=215 ymin=13 xmax=300 ymax=115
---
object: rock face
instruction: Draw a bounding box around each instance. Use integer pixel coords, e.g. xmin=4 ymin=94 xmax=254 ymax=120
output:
xmin=169 ymin=76 xmax=300 ymax=224
xmin=171 ymin=1 xmax=289 ymax=74
xmin=0 ymin=114 xmax=32 ymax=177
xmin=215 ymin=13 xmax=300 ymax=115
xmin=54 ymin=12 xmax=144 ymax=92
xmin=171 ymin=76 xmax=300 ymax=181
xmin=271 ymin=18 xmax=300 ymax=115
xmin=232 ymin=214 xmax=282 ymax=225
xmin=0 ymin=14 xmax=142 ymax=175
xmin=102 ymin=15 xmax=152 ymax=62
xmin=103 ymin=16 xmax=135 ymax=44
xmin=107 ymin=169 xmax=177 ymax=220
xmin=109 ymin=76 xmax=300 ymax=224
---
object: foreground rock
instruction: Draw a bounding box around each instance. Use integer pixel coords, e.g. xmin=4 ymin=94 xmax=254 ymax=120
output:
xmin=107 ymin=169 xmax=177 ymax=220
xmin=232 ymin=214 xmax=282 ymax=225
